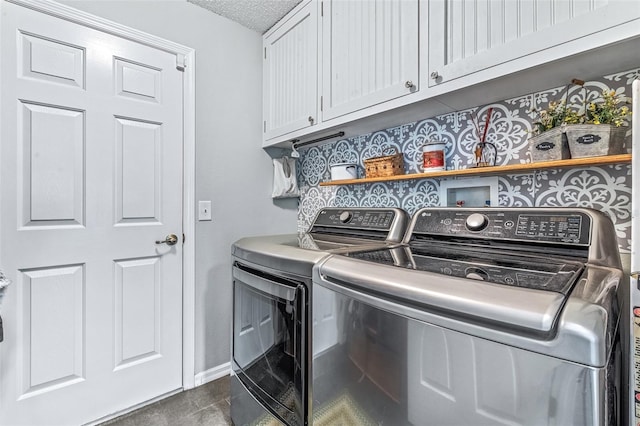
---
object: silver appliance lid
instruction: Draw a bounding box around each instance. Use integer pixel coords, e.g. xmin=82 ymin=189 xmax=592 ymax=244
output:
xmin=321 ymin=250 xmax=573 ymax=335
xmin=231 ymin=207 xmax=410 ymax=277
xmin=232 ymin=234 xmax=326 ymax=279
xmin=314 ymin=254 xmax=621 ymax=366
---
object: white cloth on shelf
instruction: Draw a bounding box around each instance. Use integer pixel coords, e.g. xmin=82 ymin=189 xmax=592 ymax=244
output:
xmin=272 ymin=156 xmax=300 ymax=199
xmin=0 ymin=269 xmax=10 ymax=310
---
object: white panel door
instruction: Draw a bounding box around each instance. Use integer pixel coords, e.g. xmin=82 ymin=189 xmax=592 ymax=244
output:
xmin=322 ymin=0 xmax=419 ymax=121
xmin=427 ymin=0 xmax=640 ymax=87
xmin=263 ymin=0 xmax=318 ymax=141
xmin=0 ymin=3 xmax=184 ymax=425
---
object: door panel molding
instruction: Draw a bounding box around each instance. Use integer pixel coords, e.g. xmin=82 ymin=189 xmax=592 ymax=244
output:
xmin=19 ymin=264 xmax=85 ymax=396
xmin=7 ymin=0 xmax=192 ymax=63
xmin=19 ymin=101 xmax=85 ymax=227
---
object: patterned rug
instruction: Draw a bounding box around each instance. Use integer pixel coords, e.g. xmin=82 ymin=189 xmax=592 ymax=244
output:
xmin=312 ymin=392 xmax=374 ymax=426
xmin=253 ymin=391 xmax=373 ymax=426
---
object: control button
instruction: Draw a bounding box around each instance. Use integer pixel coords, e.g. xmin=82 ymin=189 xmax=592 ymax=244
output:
xmin=466 ymin=213 xmax=489 ymax=231
xmin=443 ymin=218 xmax=452 ymax=226
xmin=465 ymin=267 xmax=488 ymax=281
xmin=505 ymin=276 xmax=515 ymax=285
xmin=504 ymin=220 xmax=515 ymax=228
xmin=339 ymin=211 xmax=353 ymax=223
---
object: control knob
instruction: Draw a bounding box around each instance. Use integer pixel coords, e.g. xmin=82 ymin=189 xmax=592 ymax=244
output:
xmin=465 ymin=267 xmax=489 ymax=281
xmin=466 ymin=213 xmax=488 ymax=231
xmin=339 ymin=211 xmax=353 ymax=223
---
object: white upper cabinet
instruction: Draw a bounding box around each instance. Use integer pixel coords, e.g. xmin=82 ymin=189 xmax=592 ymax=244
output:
xmin=263 ymin=0 xmax=318 ymax=141
xmin=262 ymin=0 xmax=639 ymax=148
xmin=321 ymin=0 xmax=419 ymax=121
xmin=426 ymin=0 xmax=640 ymax=88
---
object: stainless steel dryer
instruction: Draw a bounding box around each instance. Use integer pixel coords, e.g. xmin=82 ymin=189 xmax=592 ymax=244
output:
xmin=313 ymin=207 xmax=623 ymax=426
xmin=230 ymin=207 xmax=409 ymax=426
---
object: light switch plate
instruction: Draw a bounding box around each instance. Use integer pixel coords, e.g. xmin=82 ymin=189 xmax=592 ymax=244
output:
xmin=198 ymin=200 xmax=212 ymax=221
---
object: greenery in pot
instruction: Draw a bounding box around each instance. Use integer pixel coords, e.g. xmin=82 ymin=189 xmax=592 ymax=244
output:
xmin=583 ymin=89 xmax=631 ymax=126
xmin=528 ymin=98 xmax=576 ymax=162
xmin=529 ymin=86 xmax=632 ymax=161
xmin=532 ymin=99 xmax=581 ymax=135
xmin=533 ymin=89 xmax=631 ymax=134
xmin=532 ymin=88 xmax=631 ymax=133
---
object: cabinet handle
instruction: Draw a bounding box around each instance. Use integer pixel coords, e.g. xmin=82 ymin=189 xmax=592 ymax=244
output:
xmin=405 ymin=80 xmax=415 ymax=89
xmin=430 ymin=71 xmax=439 ymax=80
xmin=308 ymin=116 xmax=315 ymax=124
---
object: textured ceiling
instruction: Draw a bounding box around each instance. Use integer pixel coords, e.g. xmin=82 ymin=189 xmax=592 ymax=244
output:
xmin=187 ymin=0 xmax=302 ymax=33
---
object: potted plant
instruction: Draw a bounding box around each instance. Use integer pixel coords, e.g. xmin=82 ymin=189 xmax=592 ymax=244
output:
xmin=528 ymin=99 xmax=580 ymax=162
xmin=563 ymin=89 xmax=631 ymax=158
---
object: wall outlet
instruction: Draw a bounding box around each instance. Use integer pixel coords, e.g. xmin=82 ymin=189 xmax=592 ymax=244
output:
xmin=198 ymin=200 xmax=212 ymax=221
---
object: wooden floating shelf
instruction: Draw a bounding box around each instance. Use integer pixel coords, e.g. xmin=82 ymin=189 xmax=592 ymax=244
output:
xmin=319 ymin=154 xmax=632 ymax=186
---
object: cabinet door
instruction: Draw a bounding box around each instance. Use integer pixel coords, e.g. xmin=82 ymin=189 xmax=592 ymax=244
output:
xmin=322 ymin=0 xmax=418 ymax=121
xmin=427 ymin=0 xmax=640 ymax=88
xmin=263 ymin=0 xmax=318 ymax=141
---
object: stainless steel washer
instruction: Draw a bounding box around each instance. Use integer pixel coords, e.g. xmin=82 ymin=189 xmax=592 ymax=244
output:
xmin=313 ymin=207 xmax=623 ymax=425
xmin=230 ymin=207 xmax=409 ymax=426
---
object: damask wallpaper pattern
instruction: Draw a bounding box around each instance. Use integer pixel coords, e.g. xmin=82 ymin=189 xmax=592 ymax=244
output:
xmin=296 ymin=68 xmax=639 ymax=252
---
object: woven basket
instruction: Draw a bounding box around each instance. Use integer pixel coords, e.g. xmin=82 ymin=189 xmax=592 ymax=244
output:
xmin=363 ymin=149 xmax=404 ymax=178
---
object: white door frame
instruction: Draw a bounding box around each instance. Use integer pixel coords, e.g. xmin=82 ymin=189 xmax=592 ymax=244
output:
xmin=0 ymin=0 xmax=197 ymax=390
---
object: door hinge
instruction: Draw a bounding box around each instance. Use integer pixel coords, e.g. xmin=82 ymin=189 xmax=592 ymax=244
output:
xmin=182 ymin=233 xmax=186 ymax=244
xmin=264 ymin=121 xmax=267 ymax=132
xmin=264 ymin=47 xmax=267 ymax=60
xmin=321 ymin=1 xmax=323 ymax=17
xmin=320 ymin=96 xmax=323 ymax=111
xmin=176 ymin=53 xmax=186 ymax=72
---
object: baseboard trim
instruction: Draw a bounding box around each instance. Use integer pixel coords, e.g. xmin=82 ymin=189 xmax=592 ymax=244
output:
xmin=84 ymin=388 xmax=182 ymax=426
xmin=194 ymin=362 xmax=231 ymax=386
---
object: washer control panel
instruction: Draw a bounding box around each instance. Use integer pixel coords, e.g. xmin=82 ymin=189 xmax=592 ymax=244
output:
xmin=313 ymin=208 xmax=397 ymax=230
xmin=412 ymin=209 xmax=591 ymax=245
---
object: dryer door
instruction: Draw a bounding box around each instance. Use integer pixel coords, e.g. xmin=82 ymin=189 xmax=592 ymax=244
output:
xmin=232 ymin=263 xmax=307 ymax=426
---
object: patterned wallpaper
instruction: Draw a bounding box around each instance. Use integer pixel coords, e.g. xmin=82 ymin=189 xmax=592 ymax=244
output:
xmin=296 ymin=68 xmax=639 ymax=253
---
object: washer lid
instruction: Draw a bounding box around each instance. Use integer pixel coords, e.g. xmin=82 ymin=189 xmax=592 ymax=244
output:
xmin=315 ymin=251 xmax=621 ymax=366
xmin=329 ymin=249 xmax=576 ymax=335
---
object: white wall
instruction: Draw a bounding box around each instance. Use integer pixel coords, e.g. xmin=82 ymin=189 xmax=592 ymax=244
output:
xmin=58 ymin=0 xmax=298 ymax=376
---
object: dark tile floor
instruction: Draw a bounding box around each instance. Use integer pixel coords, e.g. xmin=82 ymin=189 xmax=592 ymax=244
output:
xmin=100 ymin=376 xmax=232 ymax=426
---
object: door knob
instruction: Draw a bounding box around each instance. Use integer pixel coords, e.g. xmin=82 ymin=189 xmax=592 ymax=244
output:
xmin=156 ymin=234 xmax=178 ymax=246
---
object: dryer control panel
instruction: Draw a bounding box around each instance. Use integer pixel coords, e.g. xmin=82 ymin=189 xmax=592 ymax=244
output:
xmin=312 ymin=208 xmax=401 ymax=230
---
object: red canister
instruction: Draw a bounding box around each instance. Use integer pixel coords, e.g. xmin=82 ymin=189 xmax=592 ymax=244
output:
xmin=423 ymin=141 xmax=446 ymax=172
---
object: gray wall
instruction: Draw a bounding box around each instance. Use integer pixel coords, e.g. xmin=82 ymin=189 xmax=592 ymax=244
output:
xmin=59 ymin=0 xmax=297 ymax=375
